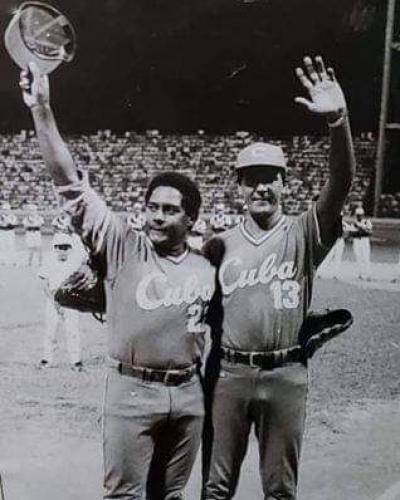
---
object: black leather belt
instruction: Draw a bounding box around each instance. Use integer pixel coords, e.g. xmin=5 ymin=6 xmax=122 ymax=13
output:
xmin=220 ymin=346 xmax=304 ymax=370
xmin=117 ymin=362 xmax=198 ymax=386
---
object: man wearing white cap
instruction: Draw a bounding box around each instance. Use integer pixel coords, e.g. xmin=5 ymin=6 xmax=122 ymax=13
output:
xmin=52 ymin=211 xmax=87 ymax=263
xmin=210 ymin=204 xmax=228 ymax=234
xmin=0 ymin=202 xmax=18 ymax=266
xmin=51 ymin=212 xmax=71 ymax=234
xmin=203 ymin=56 xmax=355 ymax=500
xmin=351 ymin=206 xmax=372 ymax=280
xmin=38 ymin=232 xmax=83 ymax=370
xmin=126 ymin=202 xmax=146 ymax=231
xmin=188 ymin=217 xmax=207 ymax=251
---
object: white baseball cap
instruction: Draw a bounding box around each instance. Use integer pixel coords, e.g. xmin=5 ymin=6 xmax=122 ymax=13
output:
xmin=236 ymin=142 xmax=287 ymax=171
xmin=53 ymin=213 xmax=69 ymax=226
xmin=192 ymin=219 xmax=206 ymax=234
xmin=4 ymin=1 xmax=76 ymax=74
xmin=355 ymin=207 xmax=365 ymax=216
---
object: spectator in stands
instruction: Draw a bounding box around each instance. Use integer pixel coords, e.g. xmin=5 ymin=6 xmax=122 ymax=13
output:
xmin=0 ymin=129 xmax=378 ymax=217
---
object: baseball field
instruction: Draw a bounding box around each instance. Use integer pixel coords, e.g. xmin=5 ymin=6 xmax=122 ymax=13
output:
xmin=0 ymin=240 xmax=400 ymax=500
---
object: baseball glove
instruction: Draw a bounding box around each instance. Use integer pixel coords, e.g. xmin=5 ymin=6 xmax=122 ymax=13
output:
xmin=298 ymin=308 xmax=353 ymax=359
xmin=54 ymin=259 xmax=106 ymax=321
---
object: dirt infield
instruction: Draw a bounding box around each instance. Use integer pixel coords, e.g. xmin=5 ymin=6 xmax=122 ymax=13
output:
xmin=0 ymin=263 xmax=400 ymax=500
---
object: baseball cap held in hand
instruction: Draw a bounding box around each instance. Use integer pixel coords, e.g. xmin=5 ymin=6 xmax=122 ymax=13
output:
xmin=4 ymin=1 xmax=76 ymax=74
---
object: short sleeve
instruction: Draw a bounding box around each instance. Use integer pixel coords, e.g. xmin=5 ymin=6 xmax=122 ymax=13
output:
xmin=299 ymin=204 xmax=342 ymax=269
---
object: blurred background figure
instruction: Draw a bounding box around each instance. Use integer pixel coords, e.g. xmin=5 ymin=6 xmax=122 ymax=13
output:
xmin=51 ymin=213 xmax=71 ymax=235
xmin=38 ymin=233 xmax=83 ymax=371
xmin=126 ymin=201 xmax=146 ymax=231
xmin=23 ymin=204 xmax=44 ymax=267
xmin=351 ymin=206 xmax=373 ymax=280
xmin=317 ymin=217 xmax=352 ymax=279
xmin=0 ymin=202 xmax=18 ymax=266
xmin=209 ymin=203 xmax=228 ymax=234
xmin=52 ymin=211 xmax=87 ymax=262
xmin=188 ymin=217 xmax=207 ymax=250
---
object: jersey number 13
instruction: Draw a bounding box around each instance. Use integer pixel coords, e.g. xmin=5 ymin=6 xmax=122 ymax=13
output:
xmin=270 ymin=280 xmax=300 ymax=309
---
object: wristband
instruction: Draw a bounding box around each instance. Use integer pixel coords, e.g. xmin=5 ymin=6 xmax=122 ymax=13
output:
xmin=327 ymin=111 xmax=347 ymax=128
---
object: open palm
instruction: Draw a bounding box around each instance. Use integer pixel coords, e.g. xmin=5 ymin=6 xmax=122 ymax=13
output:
xmin=295 ymin=56 xmax=347 ymax=117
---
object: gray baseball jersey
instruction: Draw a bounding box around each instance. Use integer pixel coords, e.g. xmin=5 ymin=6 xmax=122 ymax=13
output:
xmin=63 ymin=186 xmax=215 ymax=369
xmin=207 ymin=206 xmax=338 ymax=352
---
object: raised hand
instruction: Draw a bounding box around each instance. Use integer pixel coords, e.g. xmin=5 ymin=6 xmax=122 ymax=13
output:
xmin=19 ymin=61 xmax=50 ymax=109
xmin=294 ymin=56 xmax=347 ymax=120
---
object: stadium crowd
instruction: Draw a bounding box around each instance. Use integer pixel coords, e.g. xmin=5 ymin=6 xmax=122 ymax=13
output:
xmin=0 ymin=129 xmax=382 ymax=218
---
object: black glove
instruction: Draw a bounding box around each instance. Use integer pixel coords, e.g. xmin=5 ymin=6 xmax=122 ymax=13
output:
xmin=298 ymin=308 xmax=353 ymax=358
xmin=54 ymin=260 xmax=106 ymax=320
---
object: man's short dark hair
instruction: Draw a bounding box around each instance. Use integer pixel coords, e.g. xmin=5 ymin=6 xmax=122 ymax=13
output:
xmin=145 ymin=172 xmax=201 ymax=222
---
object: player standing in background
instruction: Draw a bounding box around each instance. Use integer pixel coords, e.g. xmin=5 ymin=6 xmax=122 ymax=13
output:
xmin=329 ymin=219 xmax=352 ymax=279
xmin=51 ymin=212 xmax=71 ymax=234
xmin=20 ymin=62 xmax=215 ymax=500
xmin=210 ymin=203 xmax=228 ymax=234
xmin=38 ymin=233 xmax=83 ymax=370
xmin=202 ymin=56 xmax=355 ymax=500
xmin=52 ymin=211 xmax=87 ymax=263
xmin=351 ymin=206 xmax=372 ymax=280
xmin=127 ymin=201 xmax=146 ymax=231
xmin=188 ymin=217 xmax=207 ymax=251
xmin=317 ymin=217 xmax=352 ymax=279
xmin=23 ymin=204 xmax=44 ymax=267
xmin=0 ymin=202 xmax=18 ymax=266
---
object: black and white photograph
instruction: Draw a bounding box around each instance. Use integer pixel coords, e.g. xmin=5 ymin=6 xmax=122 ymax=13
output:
xmin=0 ymin=1 xmax=399 ymax=499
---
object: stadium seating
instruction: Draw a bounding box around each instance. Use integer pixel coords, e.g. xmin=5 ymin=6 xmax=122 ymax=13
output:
xmin=0 ymin=130 xmax=387 ymax=216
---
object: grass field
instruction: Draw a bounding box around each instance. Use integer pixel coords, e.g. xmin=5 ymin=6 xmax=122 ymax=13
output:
xmin=0 ymin=241 xmax=399 ymax=500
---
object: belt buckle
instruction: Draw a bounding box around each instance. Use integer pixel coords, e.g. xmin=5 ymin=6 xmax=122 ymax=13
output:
xmin=163 ymin=370 xmax=179 ymax=385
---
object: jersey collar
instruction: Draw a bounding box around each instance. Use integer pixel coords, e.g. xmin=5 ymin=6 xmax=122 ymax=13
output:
xmin=239 ymin=214 xmax=286 ymax=246
xmin=146 ymin=234 xmax=190 ymax=264
xmin=164 ymin=246 xmax=190 ymax=264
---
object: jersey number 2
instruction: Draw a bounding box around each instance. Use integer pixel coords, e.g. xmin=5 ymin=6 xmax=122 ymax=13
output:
xmin=187 ymin=304 xmax=204 ymax=333
xmin=270 ymin=280 xmax=300 ymax=309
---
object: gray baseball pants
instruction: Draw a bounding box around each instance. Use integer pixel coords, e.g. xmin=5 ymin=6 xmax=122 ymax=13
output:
xmin=203 ymin=360 xmax=308 ymax=500
xmin=103 ymin=366 xmax=204 ymax=499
